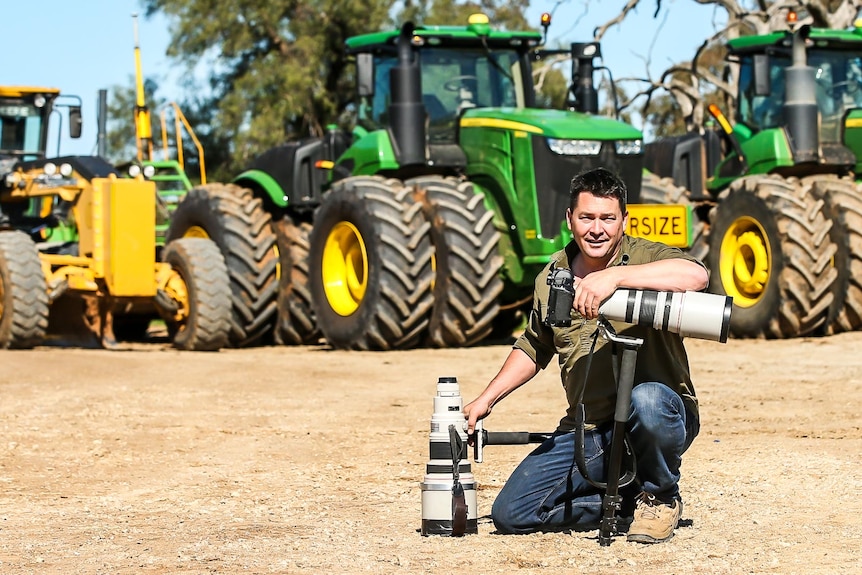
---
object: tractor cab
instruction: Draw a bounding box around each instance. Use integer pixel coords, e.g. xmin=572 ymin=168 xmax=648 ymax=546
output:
xmin=733 ymin=26 xmax=862 ymax=176
xmin=0 ymin=87 xmax=63 ymax=162
xmin=346 ymin=14 xmax=540 ymax=177
xmin=353 ymin=22 xmax=528 ymax=147
xmin=0 ymin=87 xmax=78 ymax=231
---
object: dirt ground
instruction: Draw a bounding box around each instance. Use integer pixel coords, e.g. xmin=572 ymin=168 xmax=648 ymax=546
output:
xmin=1 ymin=329 xmax=861 ymax=575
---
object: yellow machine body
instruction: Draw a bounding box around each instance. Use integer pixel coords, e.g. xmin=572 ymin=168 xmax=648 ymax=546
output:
xmin=5 ymin=167 xmax=160 ymax=298
xmin=78 ymin=177 xmax=157 ymax=297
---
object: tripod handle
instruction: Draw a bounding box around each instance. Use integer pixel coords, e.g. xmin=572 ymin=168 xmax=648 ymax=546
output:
xmin=472 ymin=425 xmax=553 ymax=463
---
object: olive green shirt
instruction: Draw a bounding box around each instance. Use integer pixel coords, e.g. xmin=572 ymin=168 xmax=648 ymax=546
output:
xmin=514 ymin=235 xmax=703 ymax=432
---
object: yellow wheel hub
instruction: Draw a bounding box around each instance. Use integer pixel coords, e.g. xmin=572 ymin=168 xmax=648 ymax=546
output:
xmin=183 ymin=225 xmax=209 ymax=239
xmin=322 ymin=221 xmax=368 ymax=316
xmin=163 ymin=270 xmax=191 ymax=324
xmin=718 ymin=216 xmax=771 ymax=308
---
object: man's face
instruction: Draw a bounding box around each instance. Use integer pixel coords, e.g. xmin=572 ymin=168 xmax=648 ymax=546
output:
xmin=566 ymin=192 xmax=628 ymax=263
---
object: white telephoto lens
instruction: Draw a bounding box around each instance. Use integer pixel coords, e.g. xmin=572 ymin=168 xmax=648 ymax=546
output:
xmin=599 ymin=290 xmax=732 ymax=342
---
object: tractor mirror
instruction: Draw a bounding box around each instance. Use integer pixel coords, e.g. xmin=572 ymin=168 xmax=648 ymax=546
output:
xmin=357 ymin=53 xmax=374 ymax=98
xmin=69 ymin=106 xmax=83 ymax=139
xmin=753 ymin=54 xmax=771 ymax=97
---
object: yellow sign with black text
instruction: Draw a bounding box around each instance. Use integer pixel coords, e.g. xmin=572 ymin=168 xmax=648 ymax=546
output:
xmin=626 ymin=204 xmax=691 ymax=248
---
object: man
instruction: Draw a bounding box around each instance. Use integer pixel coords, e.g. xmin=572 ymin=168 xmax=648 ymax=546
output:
xmin=464 ymin=167 xmax=708 ymax=543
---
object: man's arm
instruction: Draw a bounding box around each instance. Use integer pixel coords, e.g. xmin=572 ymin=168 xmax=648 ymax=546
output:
xmin=575 ymin=259 xmax=709 ymax=319
xmin=463 ymin=348 xmax=540 ymax=435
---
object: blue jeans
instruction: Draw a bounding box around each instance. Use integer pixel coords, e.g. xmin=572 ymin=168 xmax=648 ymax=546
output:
xmin=491 ymin=382 xmax=699 ymax=534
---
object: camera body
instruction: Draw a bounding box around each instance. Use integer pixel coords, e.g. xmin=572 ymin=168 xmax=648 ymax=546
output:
xmin=544 ymin=265 xmax=575 ymax=327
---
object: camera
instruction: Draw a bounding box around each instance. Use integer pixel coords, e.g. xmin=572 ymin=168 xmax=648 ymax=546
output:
xmin=544 ymin=265 xmax=575 ymax=327
xmin=543 ymin=267 xmax=733 ymax=342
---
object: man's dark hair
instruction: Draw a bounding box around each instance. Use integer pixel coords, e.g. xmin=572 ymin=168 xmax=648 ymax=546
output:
xmin=569 ymin=167 xmax=627 ymax=213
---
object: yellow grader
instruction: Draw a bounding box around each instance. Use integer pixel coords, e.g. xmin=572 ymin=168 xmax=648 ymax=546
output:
xmin=0 ymin=86 xmax=231 ymax=350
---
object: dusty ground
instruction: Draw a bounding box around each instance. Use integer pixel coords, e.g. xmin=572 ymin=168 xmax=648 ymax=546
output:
xmin=1 ymin=330 xmax=861 ymax=575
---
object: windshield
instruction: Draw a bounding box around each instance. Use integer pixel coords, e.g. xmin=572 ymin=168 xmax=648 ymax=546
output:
xmin=0 ymin=99 xmax=47 ymax=158
xmin=358 ymin=47 xmax=525 ymax=143
xmin=738 ymin=50 xmax=862 ymax=143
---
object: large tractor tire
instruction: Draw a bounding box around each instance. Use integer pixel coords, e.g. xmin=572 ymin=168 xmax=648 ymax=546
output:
xmin=166 ymin=183 xmax=278 ymax=347
xmin=707 ymin=175 xmax=838 ymax=338
xmin=0 ymin=231 xmax=49 ymax=349
xmin=807 ymin=175 xmax=862 ymax=334
xmin=273 ymin=216 xmax=320 ymax=345
xmin=640 ymin=173 xmax=709 ymax=261
xmin=161 ymin=238 xmax=232 ymax=351
xmin=308 ymin=176 xmax=434 ymax=350
xmin=407 ymin=176 xmax=503 ymax=347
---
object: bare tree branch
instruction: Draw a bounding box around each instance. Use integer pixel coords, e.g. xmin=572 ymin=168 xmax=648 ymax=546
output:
xmin=593 ymin=0 xmax=644 ymax=41
xmin=593 ymin=0 xmax=862 ymax=136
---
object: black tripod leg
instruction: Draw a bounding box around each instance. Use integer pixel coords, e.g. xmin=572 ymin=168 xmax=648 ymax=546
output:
xmin=599 ymin=346 xmax=637 ymax=546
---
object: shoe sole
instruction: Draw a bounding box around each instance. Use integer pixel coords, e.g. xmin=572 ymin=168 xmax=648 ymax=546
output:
xmin=627 ymin=531 xmax=675 ymax=544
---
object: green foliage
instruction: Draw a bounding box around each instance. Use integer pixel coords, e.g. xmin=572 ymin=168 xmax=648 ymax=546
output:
xmin=643 ymin=93 xmax=687 ymax=137
xmin=140 ymin=0 xmax=393 ymax=175
xmin=399 ymin=0 xmax=531 ymax=29
xmin=534 ymin=66 xmax=569 ymax=109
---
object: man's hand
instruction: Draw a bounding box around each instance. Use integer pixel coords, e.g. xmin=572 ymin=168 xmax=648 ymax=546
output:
xmin=463 ymin=398 xmax=492 ymax=441
xmin=574 ymin=267 xmax=619 ymax=320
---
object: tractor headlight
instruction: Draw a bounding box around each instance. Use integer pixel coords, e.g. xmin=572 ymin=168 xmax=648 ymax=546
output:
xmin=547 ymin=138 xmax=602 ymax=156
xmin=59 ymin=163 xmax=73 ymax=177
xmin=614 ymin=139 xmax=643 ymax=155
xmin=142 ymin=164 xmax=156 ymax=178
xmin=43 ymin=162 xmax=57 ymax=176
xmin=127 ymin=164 xmax=142 ymax=177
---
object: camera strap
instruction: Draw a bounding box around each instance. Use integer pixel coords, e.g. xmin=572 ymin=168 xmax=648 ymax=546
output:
xmin=448 ymin=424 xmax=468 ymax=536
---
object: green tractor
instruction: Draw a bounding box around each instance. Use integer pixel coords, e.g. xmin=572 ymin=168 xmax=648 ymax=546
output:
xmin=645 ymin=17 xmax=862 ymax=338
xmin=221 ymin=14 xmax=692 ymax=350
xmin=198 ymin=14 xmax=690 ymax=350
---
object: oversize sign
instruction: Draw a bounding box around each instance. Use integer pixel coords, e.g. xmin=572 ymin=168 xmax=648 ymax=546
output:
xmin=626 ymin=204 xmax=691 ymax=248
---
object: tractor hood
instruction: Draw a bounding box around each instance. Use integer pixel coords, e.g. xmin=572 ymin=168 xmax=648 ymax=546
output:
xmin=459 ymin=107 xmax=643 ymax=141
xmin=727 ymin=25 xmax=862 ymax=55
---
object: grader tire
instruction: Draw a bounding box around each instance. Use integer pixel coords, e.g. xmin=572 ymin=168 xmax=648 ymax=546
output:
xmin=166 ymin=183 xmax=278 ymax=347
xmin=0 ymin=231 xmax=49 ymax=349
xmin=640 ymin=173 xmax=709 ymax=261
xmin=308 ymin=176 xmax=434 ymax=350
xmin=707 ymin=175 xmax=838 ymax=339
xmin=273 ymin=216 xmax=320 ymax=345
xmin=408 ymin=176 xmax=503 ymax=347
xmin=162 ymin=238 xmax=232 ymax=351
xmin=808 ymin=175 xmax=862 ymax=334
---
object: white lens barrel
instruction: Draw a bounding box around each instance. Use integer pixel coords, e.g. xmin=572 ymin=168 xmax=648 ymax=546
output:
xmin=420 ymin=475 xmax=478 ymax=535
xmin=421 ymin=376 xmax=478 ymax=535
xmin=599 ymin=290 xmax=732 ymax=342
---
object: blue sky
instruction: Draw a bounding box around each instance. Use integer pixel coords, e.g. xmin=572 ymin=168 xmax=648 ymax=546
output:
xmin=5 ymin=0 xmax=719 ymax=156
